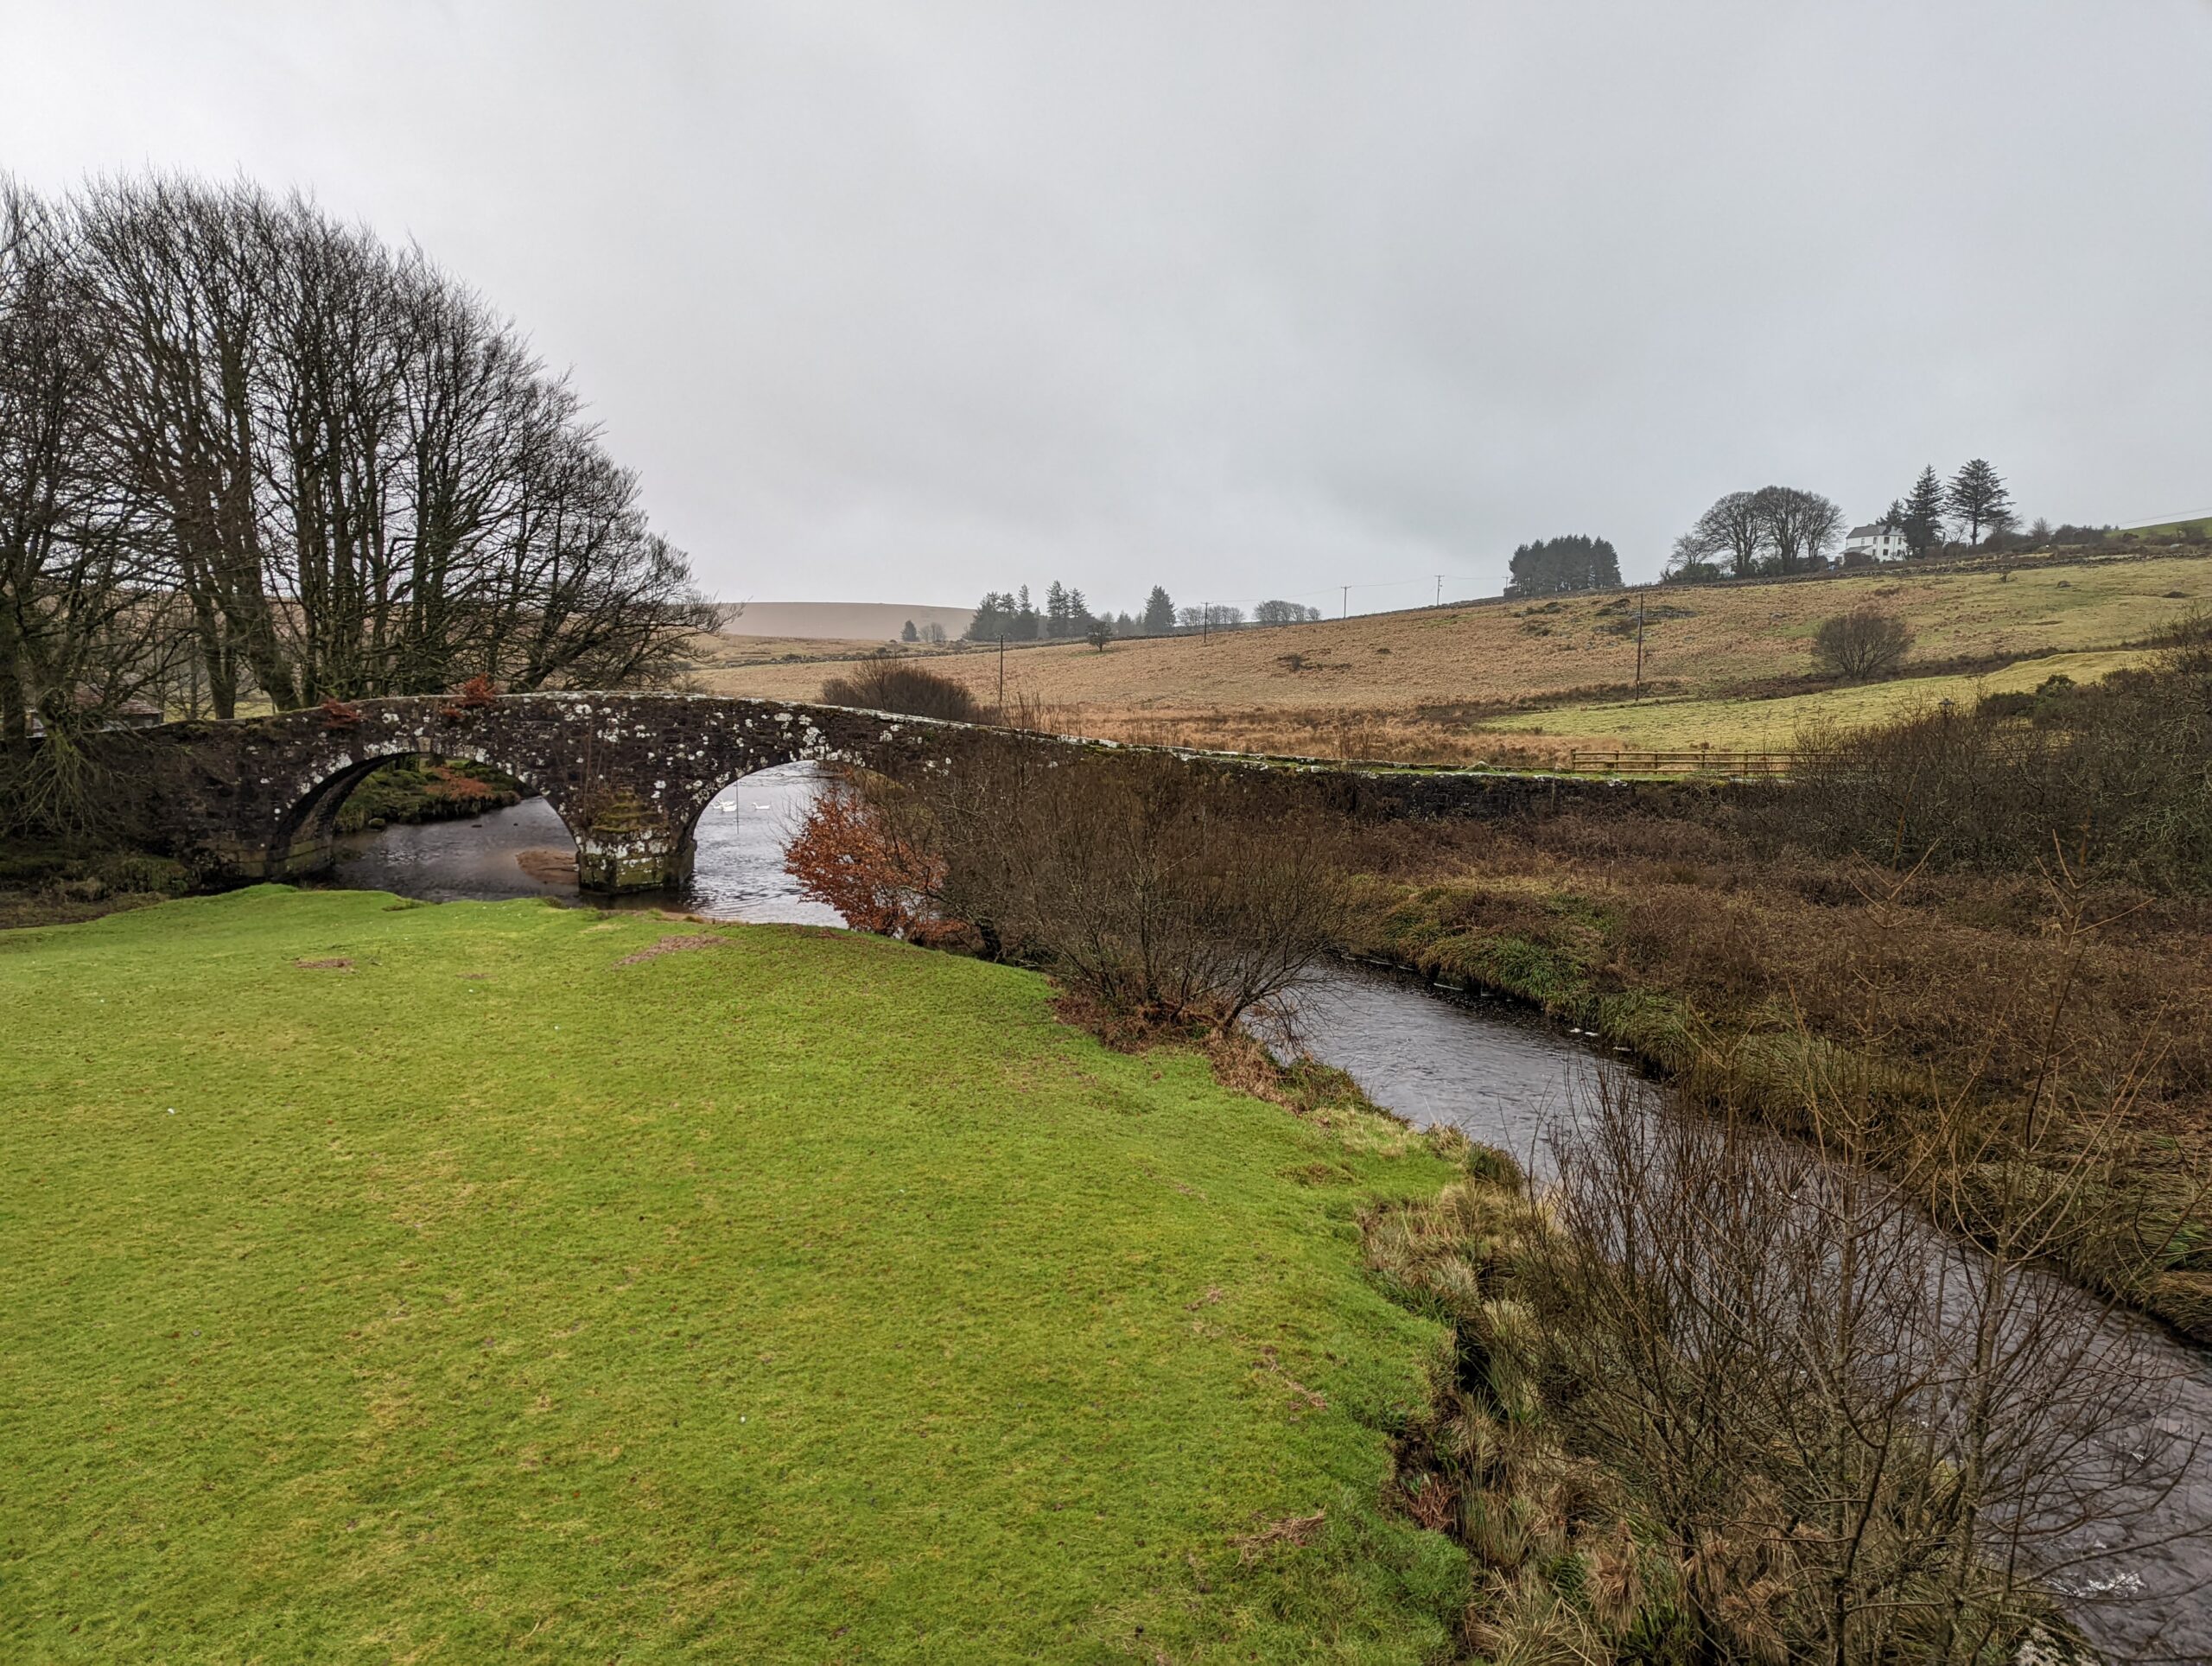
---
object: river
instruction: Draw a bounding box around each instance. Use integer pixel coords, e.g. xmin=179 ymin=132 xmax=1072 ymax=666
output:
xmin=323 ymin=766 xmax=2210 ymax=1657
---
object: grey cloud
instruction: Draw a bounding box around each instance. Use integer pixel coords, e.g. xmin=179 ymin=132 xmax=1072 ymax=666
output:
xmin=6 ymin=0 xmax=2209 ymax=609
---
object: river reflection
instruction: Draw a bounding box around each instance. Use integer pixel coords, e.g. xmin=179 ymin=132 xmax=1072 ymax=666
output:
xmin=325 ymin=760 xmax=840 ymax=925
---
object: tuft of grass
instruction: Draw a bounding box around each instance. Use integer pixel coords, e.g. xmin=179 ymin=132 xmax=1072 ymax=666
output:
xmin=0 ymin=887 xmax=1478 ymax=1663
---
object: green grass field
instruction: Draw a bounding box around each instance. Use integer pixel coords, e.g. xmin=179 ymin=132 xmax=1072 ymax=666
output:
xmin=2120 ymin=514 xmax=2212 ymax=541
xmin=0 ymin=890 xmax=1468 ymax=1663
xmin=1484 ymin=647 xmax=2152 ymax=752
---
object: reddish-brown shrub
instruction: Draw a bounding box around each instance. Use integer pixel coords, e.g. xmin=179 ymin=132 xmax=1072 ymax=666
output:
xmin=782 ymin=778 xmax=943 ymax=937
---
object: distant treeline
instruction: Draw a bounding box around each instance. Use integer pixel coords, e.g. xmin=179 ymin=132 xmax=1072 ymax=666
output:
xmin=0 ymin=173 xmax=706 ymax=743
xmin=964 ymin=584 xmax=1321 ymax=642
xmin=1505 ymin=536 xmax=1623 ymax=597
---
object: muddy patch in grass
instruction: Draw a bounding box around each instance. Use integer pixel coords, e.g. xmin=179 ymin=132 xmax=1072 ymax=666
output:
xmin=614 ymin=934 xmax=724 ymax=966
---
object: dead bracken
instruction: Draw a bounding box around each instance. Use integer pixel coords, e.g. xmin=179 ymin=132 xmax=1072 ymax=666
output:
xmin=1229 ymin=1509 xmax=1325 ymax=1562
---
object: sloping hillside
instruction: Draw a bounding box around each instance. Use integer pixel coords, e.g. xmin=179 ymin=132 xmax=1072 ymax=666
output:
xmin=702 ymin=551 xmax=2212 ymax=760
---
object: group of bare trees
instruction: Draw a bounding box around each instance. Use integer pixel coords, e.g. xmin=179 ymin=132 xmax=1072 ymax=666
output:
xmin=0 ymin=174 xmax=709 ymax=745
xmin=1671 ymin=486 xmax=1847 ymax=580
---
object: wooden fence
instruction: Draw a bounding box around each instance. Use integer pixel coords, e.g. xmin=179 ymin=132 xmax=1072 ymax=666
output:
xmin=1561 ymin=749 xmax=1798 ymax=778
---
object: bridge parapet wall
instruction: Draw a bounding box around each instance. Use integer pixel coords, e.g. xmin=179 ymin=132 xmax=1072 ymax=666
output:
xmin=29 ymin=693 xmax=1688 ymax=893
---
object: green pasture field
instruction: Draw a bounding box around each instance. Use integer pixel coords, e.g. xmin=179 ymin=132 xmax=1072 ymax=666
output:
xmin=1484 ymin=647 xmax=2152 ymax=753
xmin=0 ymin=889 xmax=1468 ymax=1663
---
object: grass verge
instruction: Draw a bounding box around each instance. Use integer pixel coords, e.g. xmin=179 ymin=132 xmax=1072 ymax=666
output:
xmin=0 ymin=887 xmax=1478 ymax=1663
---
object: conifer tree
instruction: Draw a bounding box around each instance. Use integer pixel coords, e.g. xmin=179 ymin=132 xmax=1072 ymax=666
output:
xmin=1946 ymin=460 xmax=2012 ymax=546
xmin=1901 ymin=467 xmax=1948 ymax=558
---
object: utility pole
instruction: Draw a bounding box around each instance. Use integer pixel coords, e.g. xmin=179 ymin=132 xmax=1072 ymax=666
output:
xmin=1340 ymin=585 xmax=1349 ymax=620
xmin=997 ymin=636 xmax=1005 ymax=720
xmin=1633 ymin=593 xmax=1646 ymax=699
xmin=1434 ymin=575 xmax=1442 ymax=607
xmin=1202 ymin=605 xmax=1209 ymax=646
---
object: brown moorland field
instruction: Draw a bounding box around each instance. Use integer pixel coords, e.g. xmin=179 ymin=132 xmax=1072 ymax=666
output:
xmin=698 ymin=550 xmax=2212 ymax=760
xmin=690 ymin=633 xmax=899 ymax=668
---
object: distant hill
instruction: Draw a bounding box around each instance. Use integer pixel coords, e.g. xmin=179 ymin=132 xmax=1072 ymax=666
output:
xmin=2121 ymin=513 xmax=2212 ymax=541
xmin=715 ymin=601 xmax=975 ymax=641
xmin=699 ymin=548 xmax=2212 ymax=761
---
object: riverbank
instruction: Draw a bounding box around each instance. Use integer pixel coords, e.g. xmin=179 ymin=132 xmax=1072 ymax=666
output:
xmin=0 ymin=759 xmax=517 ymax=930
xmin=0 ymin=887 xmax=1479 ymax=1661
xmin=1343 ymin=811 xmax=2212 ymax=1344
xmin=332 ymin=756 xmax=523 ymax=832
xmin=0 ymin=837 xmax=192 ymax=929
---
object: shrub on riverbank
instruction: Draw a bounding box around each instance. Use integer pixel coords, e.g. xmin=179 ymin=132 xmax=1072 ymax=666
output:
xmin=1773 ymin=613 xmax=2212 ymax=890
xmin=791 ymin=745 xmax=1351 ymax=1032
xmin=1345 ymin=805 xmax=2212 ymax=1342
xmin=0 ymin=836 xmax=190 ymax=928
xmin=1367 ymin=1071 xmax=2161 ymax=1659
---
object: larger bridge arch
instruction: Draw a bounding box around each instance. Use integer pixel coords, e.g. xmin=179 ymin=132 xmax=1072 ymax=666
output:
xmin=43 ymin=692 xmax=1641 ymax=894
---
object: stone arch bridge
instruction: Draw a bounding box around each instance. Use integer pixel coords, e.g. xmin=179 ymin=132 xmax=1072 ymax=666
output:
xmin=53 ymin=692 xmax=1635 ymax=893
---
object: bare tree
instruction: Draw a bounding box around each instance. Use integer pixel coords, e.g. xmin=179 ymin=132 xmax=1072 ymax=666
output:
xmin=30 ymin=174 xmax=709 ymax=715
xmin=844 ymin=746 xmax=1348 ymax=1030
xmin=1812 ymin=608 xmax=1914 ymax=679
xmin=1756 ymin=485 xmax=1846 ymax=573
xmin=73 ymin=176 xmax=297 ymax=715
xmin=1686 ymin=490 xmax=1767 ymax=577
xmin=0 ymin=178 xmax=178 ymax=747
xmin=1523 ymin=1063 xmax=2202 ymax=1662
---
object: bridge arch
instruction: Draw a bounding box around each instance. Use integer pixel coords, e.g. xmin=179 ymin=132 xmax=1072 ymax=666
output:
xmin=269 ymin=743 xmax=578 ymax=883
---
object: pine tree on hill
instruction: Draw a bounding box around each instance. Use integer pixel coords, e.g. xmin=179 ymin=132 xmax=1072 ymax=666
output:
xmin=1946 ymin=460 xmax=2013 ymax=547
xmin=1142 ymin=586 xmax=1175 ymax=634
xmin=1899 ymin=467 xmax=1947 ymax=557
xmin=1505 ymin=535 xmax=1624 ymax=596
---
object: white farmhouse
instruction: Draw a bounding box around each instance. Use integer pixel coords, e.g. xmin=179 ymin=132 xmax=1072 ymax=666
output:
xmin=1841 ymin=523 xmax=1910 ymax=563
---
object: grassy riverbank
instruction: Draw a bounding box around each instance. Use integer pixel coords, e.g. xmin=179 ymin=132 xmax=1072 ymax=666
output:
xmin=1344 ymin=812 xmax=2212 ymax=1343
xmin=0 ymin=888 xmax=1474 ymax=1662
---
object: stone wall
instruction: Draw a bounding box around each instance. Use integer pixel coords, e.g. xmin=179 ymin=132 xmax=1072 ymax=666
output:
xmin=22 ymin=693 xmax=1692 ymax=893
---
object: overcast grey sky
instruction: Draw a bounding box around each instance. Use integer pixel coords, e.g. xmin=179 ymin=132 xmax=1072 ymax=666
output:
xmin=6 ymin=2 xmax=2209 ymax=612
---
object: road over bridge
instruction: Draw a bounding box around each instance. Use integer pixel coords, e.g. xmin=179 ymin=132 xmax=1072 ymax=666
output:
xmin=38 ymin=692 xmax=1649 ymax=893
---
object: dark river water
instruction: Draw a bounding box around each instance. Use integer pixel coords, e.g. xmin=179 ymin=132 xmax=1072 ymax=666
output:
xmin=323 ymin=767 xmax=2210 ymax=1658
xmin=327 ymin=762 xmax=842 ymax=925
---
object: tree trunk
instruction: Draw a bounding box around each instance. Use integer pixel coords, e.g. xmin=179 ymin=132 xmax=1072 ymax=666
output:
xmin=0 ymin=629 xmax=26 ymax=744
